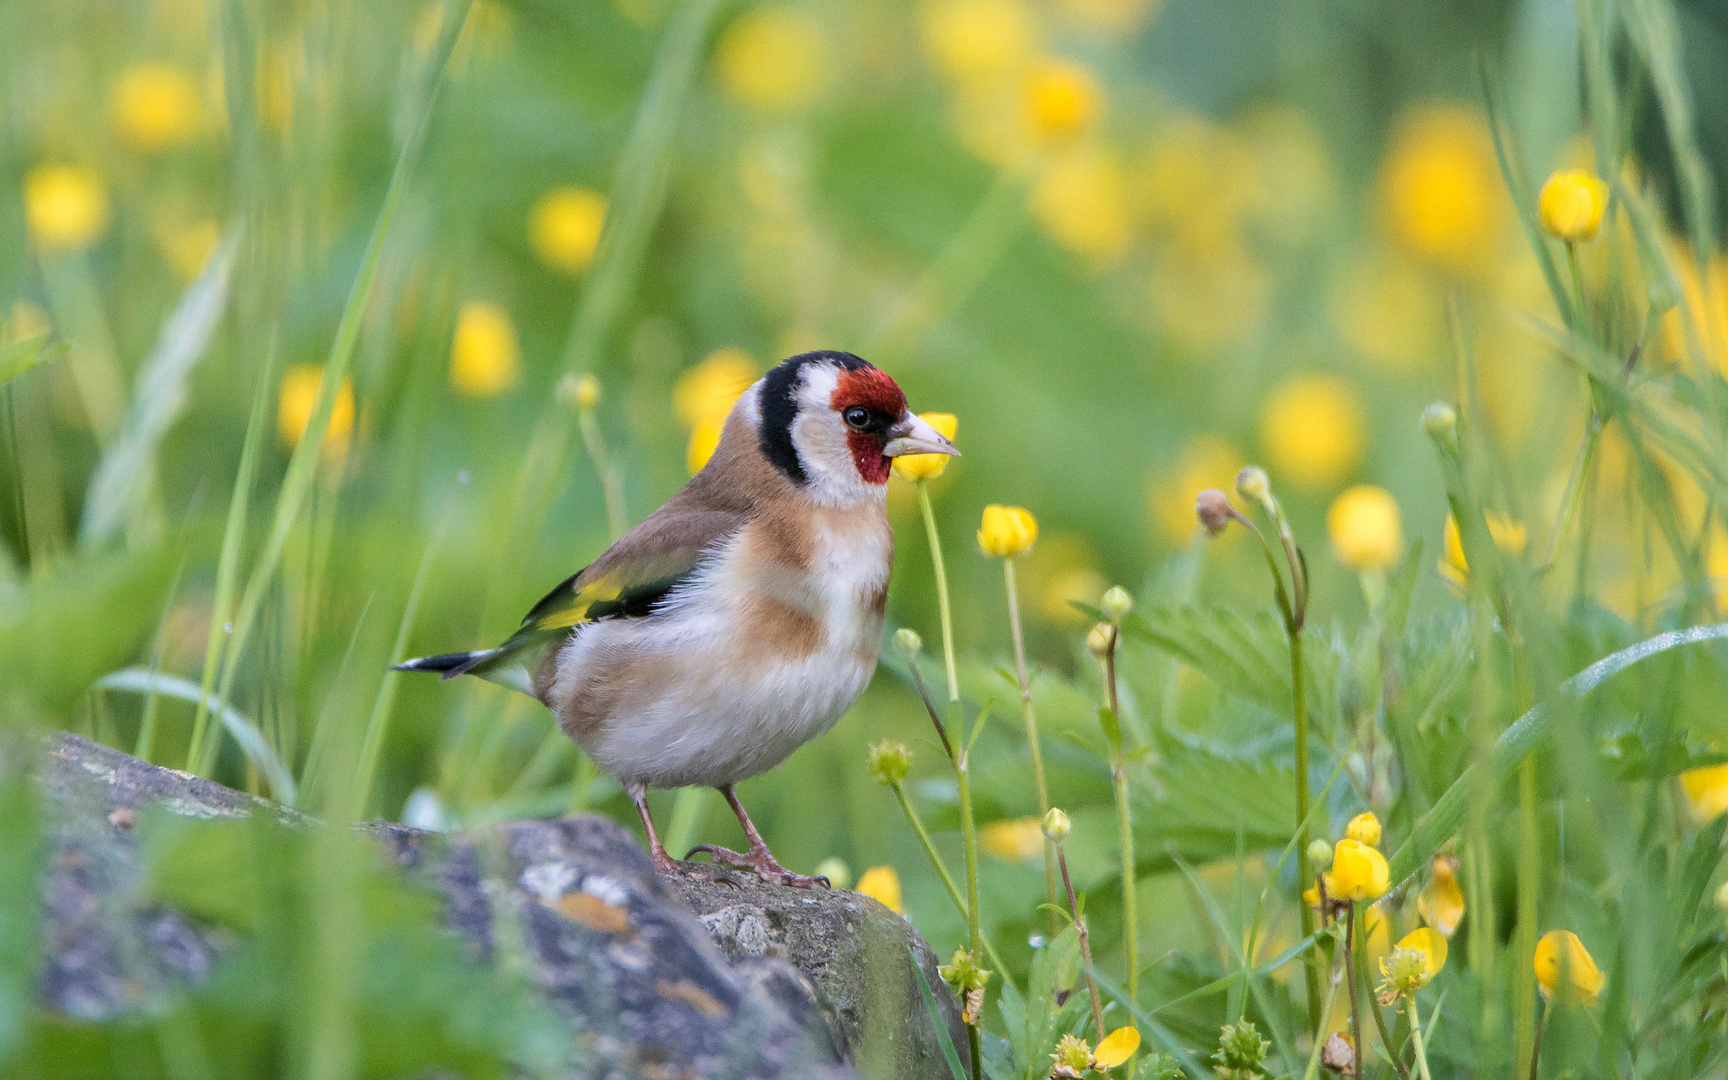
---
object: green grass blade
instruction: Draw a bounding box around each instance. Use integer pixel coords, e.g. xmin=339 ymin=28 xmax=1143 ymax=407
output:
xmin=1479 ymin=57 xmax=1577 ymax=330
xmin=184 ymin=340 xmax=277 ymax=772
xmin=79 ymin=228 xmax=239 ymax=550
xmin=353 ymin=495 xmax=452 ymax=817
xmin=0 ymin=333 xmax=60 ymax=388
xmin=190 ymin=0 xmax=471 ymax=776
xmin=1621 ymin=0 xmax=1718 ymax=262
xmin=558 ymin=0 xmax=724 ymax=377
xmin=910 ymin=947 xmax=970 ymax=1080
xmin=98 ymin=667 xmax=296 ymax=803
xmin=1387 ymin=622 xmax=1728 ymax=885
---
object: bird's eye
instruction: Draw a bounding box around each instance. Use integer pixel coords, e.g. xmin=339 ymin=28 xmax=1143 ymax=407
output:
xmin=843 ymin=406 xmax=871 ymax=430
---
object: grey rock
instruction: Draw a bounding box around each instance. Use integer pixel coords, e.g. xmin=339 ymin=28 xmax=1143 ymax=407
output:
xmin=33 ymin=733 xmax=965 ymax=1079
xmin=669 ymin=875 xmax=972 ymax=1080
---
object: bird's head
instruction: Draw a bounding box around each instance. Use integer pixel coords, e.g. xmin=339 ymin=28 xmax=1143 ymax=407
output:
xmin=747 ymin=351 xmax=958 ymax=504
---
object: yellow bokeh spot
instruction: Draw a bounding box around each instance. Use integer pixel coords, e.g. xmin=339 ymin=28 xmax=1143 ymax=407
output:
xmin=921 ymin=0 xmax=1036 ymax=86
xmin=1439 ymin=510 xmax=1529 ymax=589
xmin=1680 ymin=764 xmax=1728 ymax=823
xmin=1327 ymin=486 xmax=1403 ymax=572
xmin=891 ymin=412 xmax=959 ymax=482
xmin=1379 ymin=105 xmax=1502 ymax=277
xmin=686 ymin=423 xmax=724 ymax=475
xmin=1029 ymin=144 xmax=1134 ymax=264
xmin=1330 ymin=248 xmax=1442 ymax=370
xmin=714 ymin=8 xmax=828 ymax=111
xmin=675 ymin=347 xmax=759 ymax=430
xmin=111 ymin=63 xmax=202 ymax=151
xmin=277 ymin=363 xmax=356 ymax=460
xmin=1151 ymin=436 xmax=1243 ymax=543
xmin=159 ymin=219 xmax=222 ymax=284
xmin=1053 ymin=0 xmax=1158 ymax=37
xmin=980 ymin=817 xmax=1045 ymax=862
xmin=530 ymin=186 xmax=608 ymax=274
xmin=1258 ymin=375 xmax=1365 ymax=491
xmin=23 ymin=165 xmax=111 ymax=254
xmin=449 ymin=300 xmax=521 ymax=398
xmin=854 ymin=865 xmax=904 ymax=914
xmin=1022 ymin=59 xmax=1101 ymax=142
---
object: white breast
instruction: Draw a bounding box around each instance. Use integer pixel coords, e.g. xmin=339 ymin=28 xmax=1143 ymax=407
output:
xmin=553 ymin=504 xmax=892 ymax=789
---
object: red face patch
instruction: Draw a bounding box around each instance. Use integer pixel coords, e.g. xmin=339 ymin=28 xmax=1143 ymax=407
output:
xmin=831 ymin=367 xmax=906 ymax=486
xmin=830 ymin=366 xmax=907 ymax=417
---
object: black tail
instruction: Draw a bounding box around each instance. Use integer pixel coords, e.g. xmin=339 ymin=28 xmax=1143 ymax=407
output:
xmin=392 ymin=650 xmax=487 ymax=680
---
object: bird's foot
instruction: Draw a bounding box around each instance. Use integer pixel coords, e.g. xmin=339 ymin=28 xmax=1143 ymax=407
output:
xmin=687 ymin=844 xmax=830 ymax=889
xmin=649 ymin=849 xmax=741 ymax=887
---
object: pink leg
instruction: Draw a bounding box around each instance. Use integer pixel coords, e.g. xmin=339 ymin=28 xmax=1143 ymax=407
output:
xmin=688 ymin=784 xmax=830 ymax=889
xmin=627 ymin=782 xmax=681 ymax=877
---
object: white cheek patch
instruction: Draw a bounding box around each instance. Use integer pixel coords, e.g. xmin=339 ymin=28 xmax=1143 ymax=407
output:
xmin=789 ymin=364 xmax=882 ymax=508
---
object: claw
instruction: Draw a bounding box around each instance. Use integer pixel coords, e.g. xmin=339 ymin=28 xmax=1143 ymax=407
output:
xmin=686 ymin=844 xmax=830 ymax=889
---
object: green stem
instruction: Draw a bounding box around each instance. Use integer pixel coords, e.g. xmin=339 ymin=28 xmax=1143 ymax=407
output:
xmin=917 ymin=481 xmax=959 ymax=702
xmin=1058 ymin=843 xmax=1107 ymax=1037
xmin=1512 ymin=636 xmax=1539 ymax=1080
xmin=1292 ymin=629 xmax=1320 ymax=1028
xmin=955 ymin=727 xmax=983 ymax=1080
xmin=1408 ymin=999 xmax=1434 ymax=1080
xmin=1529 ymin=999 xmax=1549 ymax=1080
xmin=1539 ymin=415 xmax=1604 ymax=578
xmin=577 ymin=406 xmax=628 ymax=542
xmin=890 ymin=781 xmax=1012 ymax=983
xmin=1345 ymin=903 xmax=1364 ymax=1078
xmin=1113 ymin=763 xmax=1137 ymax=1000
xmin=1300 ymin=969 xmax=1343 ymax=1080
xmin=1004 ymin=556 xmax=1059 ymax=935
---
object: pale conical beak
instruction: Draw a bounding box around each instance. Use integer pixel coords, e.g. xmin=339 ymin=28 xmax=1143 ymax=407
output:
xmin=882 ymin=413 xmax=960 ymax=458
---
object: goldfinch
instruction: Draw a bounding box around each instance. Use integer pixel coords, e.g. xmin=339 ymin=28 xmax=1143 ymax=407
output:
xmin=399 ymin=351 xmax=957 ymax=887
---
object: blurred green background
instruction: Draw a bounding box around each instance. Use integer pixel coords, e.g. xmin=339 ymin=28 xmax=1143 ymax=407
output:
xmin=5 ymin=0 xmax=1728 ymax=1072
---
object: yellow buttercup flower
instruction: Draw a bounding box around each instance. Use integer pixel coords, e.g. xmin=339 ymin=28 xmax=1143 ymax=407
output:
xmin=1395 ymin=927 xmax=1447 ymax=980
xmin=1346 ymin=811 xmax=1382 ymax=848
xmin=921 ymin=0 xmax=1035 ymax=85
xmin=687 ymin=423 xmax=724 ymax=474
xmin=891 ymin=413 xmax=958 ymax=481
xmin=1327 ymin=486 xmax=1403 ymax=571
xmin=1326 ymin=838 xmax=1389 ymax=901
xmin=1680 ymin=764 xmax=1728 ymax=823
xmin=1539 ymin=169 xmax=1609 ymax=242
xmin=277 ymin=363 xmax=357 ymax=460
xmin=675 ymin=348 xmax=758 ymax=429
xmin=1022 ymin=59 xmax=1101 ymax=142
xmin=1534 ymin=929 xmax=1604 ymax=1005
xmin=530 ymin=186 xmax=608 ymax=274
xmin=1092 ymin=1026 xmax=1140 ymax=1068
xmin=111 ymin=63 xmax=203 ymax=151
xmin=449 ymin=300 xmax=520 ymax=398
xmin=1379 ymin=105 xmax=1502 ymax=277
xmin=1029 ymin=144 xmax=1134 ymax=263
xmin=714 ymin=8 xmax=827 ymax=111
xmin=980 ymin=817 xmax=1044 ymax=863
xmin=1417 ymin=855 xmax=1465 ymax=936
xmin=1439 ymin=510 xmax=1529 ymax=588
xmin=855 ymin=865 xmax=903 ymax=915
xmin=1259 ymin=375 xmax=1365 ymax=491
xmin=978 ymin=504 xmax=1037 ymax=557
xmin=23 ymin=165 xmax=111 ymax=254
xmin=1377 ymin=928 xmax=1446 ymax=1004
